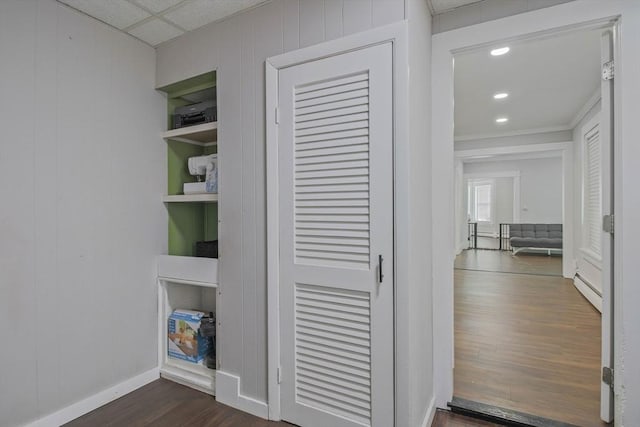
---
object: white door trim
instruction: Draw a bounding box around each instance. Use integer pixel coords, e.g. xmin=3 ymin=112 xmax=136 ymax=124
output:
xmin=266 ymin=21 xmax=409 ymax=424
xmin=431 ymin=0 xmax=624 ymax=415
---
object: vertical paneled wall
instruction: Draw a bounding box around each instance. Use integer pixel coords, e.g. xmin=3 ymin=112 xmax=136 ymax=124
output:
xmin=406 ymin=0 xmax=434 ymax=424
xmin=156 ymin=0 xmax=406 ymax=403
xmin=0 ymin=1 xmax=166 ymax=426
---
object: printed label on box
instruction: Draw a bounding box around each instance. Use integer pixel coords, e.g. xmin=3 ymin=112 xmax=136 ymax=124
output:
xmin=167 ymin=309 xmax=210 ymax=364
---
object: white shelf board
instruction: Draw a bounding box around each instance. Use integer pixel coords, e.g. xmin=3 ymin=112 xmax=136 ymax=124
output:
xmin=158 ymin=255 xmax=218 ymax=285
xmin=162 ymin=194 xmax=218 ymax=203
xmin=162 ymin=122 xmax=217 ymax=145
xmin=161 ymin=360 xmax=216 ymax=395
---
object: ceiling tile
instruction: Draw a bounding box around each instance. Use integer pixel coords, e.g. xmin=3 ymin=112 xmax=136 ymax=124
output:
xmin=163 ymin=0 xmax=266 ymax=31
xmin=58 ymin=0 xmax=150 ymax=29
xmin=133 ymin=0 xmax=185 ymax=14
xmin=128 ymin=18 xmax=184 ymax=46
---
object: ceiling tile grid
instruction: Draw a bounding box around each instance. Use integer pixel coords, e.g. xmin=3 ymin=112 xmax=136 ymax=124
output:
xmin=57 ymin=0 xmax=266 ymax=47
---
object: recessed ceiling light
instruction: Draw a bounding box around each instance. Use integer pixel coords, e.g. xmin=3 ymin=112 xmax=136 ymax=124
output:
xmin=496 ymin=117 xmax=508 ymax=123
xmin=493 ymin=92 xmax=509 ymax=100
xmin=490 ymin=47 xmax=510 ymax=56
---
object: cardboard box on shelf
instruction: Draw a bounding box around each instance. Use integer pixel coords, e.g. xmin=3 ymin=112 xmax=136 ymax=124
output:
xmin=167 ymin=309 xmax=211 ymax=364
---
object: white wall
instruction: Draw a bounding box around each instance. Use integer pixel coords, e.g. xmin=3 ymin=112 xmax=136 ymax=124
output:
xmin=455 ymin=129 xmax=571 ymax=151
xmin=464 ymin=157 xmax=563 ymax=223
xmin=406 ymin=0 xmax=434 ymax=424
xmin=0 ymin=1 xmax=166 ymax=426
xmin=431 ymin=0 xmax=574 ymax=34
xmin=496 ymin=177 xmax=515 ymax=224
xmin=156 ymin=1 xmax=425 ymax=421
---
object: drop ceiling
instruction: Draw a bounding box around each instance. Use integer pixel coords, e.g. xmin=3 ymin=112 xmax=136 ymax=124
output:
xmin=57 ymin=0 xmax=267 ymax=47
xmin=454 ymin=27 xmax=602 ymax=140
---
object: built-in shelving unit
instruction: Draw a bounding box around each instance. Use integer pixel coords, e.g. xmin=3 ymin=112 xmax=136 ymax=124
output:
xmin=156 ymin=71 xmax=219 ymax=396
xmin=162 ymin=194 xmax=218 ymax=203
xmin=162 ymin=121 xmax=217 ymax=146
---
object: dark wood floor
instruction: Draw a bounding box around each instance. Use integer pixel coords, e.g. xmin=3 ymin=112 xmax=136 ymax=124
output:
xmin=454 ymin=262 xmax=606 ymax=427
xmin=431 ymin=409 xmax=500 ymax=426
xmin=64 ymin=379 xmax=293 ymax=427
xmin=455 ymin=248 xmax=562 ymax=276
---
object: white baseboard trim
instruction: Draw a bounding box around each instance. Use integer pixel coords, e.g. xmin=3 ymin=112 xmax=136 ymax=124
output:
xmin=574 ymin=276 xmax=603 ymax=313
xmin=216 ymin=371 xmax=269 ymax=419
xmin=420 ymin=396 xmax=437 ymax=427
xmin=26 ymin=367 xmax=159 ymax=427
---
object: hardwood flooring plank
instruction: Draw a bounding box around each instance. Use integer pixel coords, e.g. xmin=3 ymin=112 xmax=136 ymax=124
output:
xmin=64 ymin=379 xmax=293 ymax=427
xmin=432 ymin=409 xmax=501 ymax=426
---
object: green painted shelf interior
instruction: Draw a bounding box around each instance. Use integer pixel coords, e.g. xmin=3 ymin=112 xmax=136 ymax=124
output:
xmin=160 ymin=71 xmax=218 ymax=257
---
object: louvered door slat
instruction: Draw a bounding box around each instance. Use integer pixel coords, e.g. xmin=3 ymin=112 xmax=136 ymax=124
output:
xmin=296 ymin=120 xmax=370 ymax=137
xmin=296 ymin=96 xmax=369 ymax=117
xmin=296 ymin=104 xmax=369 ymax=124
xmin=296 ymin=359 xmax=371 ymax=388
xmin=296 ymin=88 xmax=369 ymax=108
xmin=296 ymin=128 xmax=369 ymax=145
xmin=296 ymin=74 xmax=369 ymax=96
xmin=297 ymin=112 xmax=369 ymax=130
xmin=296 ymin=72 xmax=369 ymax=94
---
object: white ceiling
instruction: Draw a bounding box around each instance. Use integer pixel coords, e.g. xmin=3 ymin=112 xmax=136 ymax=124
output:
xmin=454 ymin=28 xmax=602 ymax=139
xmin=57 ymin=0 xmax=267 ymax=47
xmin=427 ymin=0 xmax=483 ymax=14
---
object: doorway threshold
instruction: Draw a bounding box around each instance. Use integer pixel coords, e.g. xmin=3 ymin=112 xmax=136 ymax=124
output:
xmin=448 ymin=397 xmax=581 ymax=427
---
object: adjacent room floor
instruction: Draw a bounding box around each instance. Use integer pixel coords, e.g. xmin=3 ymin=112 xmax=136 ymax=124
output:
xmin=431 ymin=409 xmax=501 ymax=426
xmin=454 ymin=253 xmax=606 ymax=427
xmin=455 ymin=248 xmax=562 ymax=276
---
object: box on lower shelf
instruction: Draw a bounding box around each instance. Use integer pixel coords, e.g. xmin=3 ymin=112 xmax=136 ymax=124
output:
xmin=158 ymin=256 xmax=218 ymax=395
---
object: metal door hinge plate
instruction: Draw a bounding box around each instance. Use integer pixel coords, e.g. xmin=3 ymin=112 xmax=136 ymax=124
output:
xmin=603 ymin=366 xmax=614 ymax=388
xmin=602 ymin=61 xmax=615 ymax=80
xmin=603 ymin=214 xmax=615 ymax=234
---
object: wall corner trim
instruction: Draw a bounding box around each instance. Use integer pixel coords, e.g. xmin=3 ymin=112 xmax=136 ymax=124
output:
xmin=421 ymin=396 xmax=438 ymax=427
xmin=25 ymin=368 xmax=159 ymax=427
xmin=215 ymin=371 xmax=269 ymax=420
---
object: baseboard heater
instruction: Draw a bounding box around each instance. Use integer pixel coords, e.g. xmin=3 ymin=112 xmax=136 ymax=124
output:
xmin=573 ymin=274 xmax=602 ymax=313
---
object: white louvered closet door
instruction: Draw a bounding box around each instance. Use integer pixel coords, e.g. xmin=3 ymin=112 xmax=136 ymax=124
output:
xmin=278 ymin=42 xmax=393 ymax=427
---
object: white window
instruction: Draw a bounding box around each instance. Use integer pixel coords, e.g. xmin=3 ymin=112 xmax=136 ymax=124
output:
xmin=583 ymin=124 xmax=601 ymax=257
xmin=467 ymin=180 xmax=494 ymax=223
xmin=475 ymin=184 xmax=492 ymax=222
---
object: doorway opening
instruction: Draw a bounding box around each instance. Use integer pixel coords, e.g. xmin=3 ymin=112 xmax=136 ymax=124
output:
xmin=450 ymin=24 xmax=613 ymax=427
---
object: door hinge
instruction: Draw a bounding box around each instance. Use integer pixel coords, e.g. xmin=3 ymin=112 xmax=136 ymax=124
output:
xmin=275 ymin=107 xmax=280 ymax=124
xmin=603 ymin=214 xmax=615 ymax=234
xmin=603 ymin=366 xmax=614 ymax=389
xmin=602 ymin=60 xmax=615 ymax=80
xmin=277 ymin=366 xmax=282 ymax=384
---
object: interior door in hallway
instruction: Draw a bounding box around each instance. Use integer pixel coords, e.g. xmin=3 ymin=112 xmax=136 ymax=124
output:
xmin=277 ymin=43 xmax=394 ymax=427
